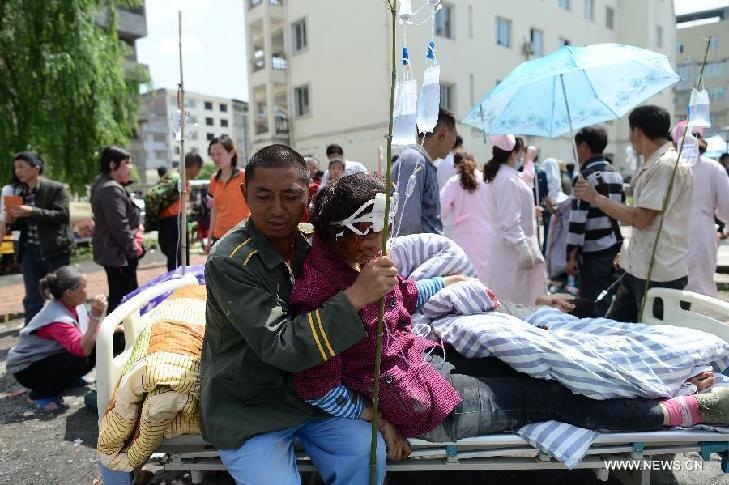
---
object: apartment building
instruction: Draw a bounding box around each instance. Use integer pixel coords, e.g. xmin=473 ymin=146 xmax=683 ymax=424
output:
xmin=245 ymin=0 xmax=676 ymax=173
xmin=132 ymin=88 xmax=251 ymax=174
xmin=675 ymin=7 xmax=729 ymax=141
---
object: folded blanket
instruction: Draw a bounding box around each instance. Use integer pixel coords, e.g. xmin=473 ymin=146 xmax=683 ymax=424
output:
xmin=97 ymin=285 xmax=206 ymax=471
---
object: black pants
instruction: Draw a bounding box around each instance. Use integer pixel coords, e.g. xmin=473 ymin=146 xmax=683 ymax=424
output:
xmin=104 ymin=258 xmax=139 ymax=314
xmin=158 ymin=216 xmax=190 ymax=272
xmin=423 ymin=353 xmax=664 ymax=442
xmin=578 ymin=247 xmax=617 ymax=317
xmin=606 ymin=272 xmax=688 ymax=323
xmin=21 ymin=245 xmax=70 ymax=324
xmin=14 ymin=351 xmax=95 ymax=399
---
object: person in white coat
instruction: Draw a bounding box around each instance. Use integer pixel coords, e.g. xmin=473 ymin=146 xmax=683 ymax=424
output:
xmin=481 ymin=134 xmax=547 ymax=305
xmin=440 ymin=150 xmax=491 ymax=282
xmin=685 ymin=132 xmax=729 ymax=297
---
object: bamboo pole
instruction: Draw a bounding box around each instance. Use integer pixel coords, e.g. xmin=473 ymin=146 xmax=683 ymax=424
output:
xmin=177 ymin=11 xmax=188 ymax=274
xmin=370 ymin=2 xmax=397 ymax=483
xmin=639 ymin=36 xmax=712 ymax=321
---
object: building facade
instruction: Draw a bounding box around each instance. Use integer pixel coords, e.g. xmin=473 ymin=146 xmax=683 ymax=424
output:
xmin=675 ymin=7 xmax=729 ymax=142
xmin=132 ymin=88 xmax=251 ymax=175
xmin=245 ymin=0 xmax=676 ymax=173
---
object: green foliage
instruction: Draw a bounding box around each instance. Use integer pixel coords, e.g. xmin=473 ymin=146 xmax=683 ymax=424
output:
xmin=0 ymin=0 xmax=149 ymax=194
xmin=196 ymin=162 xmax=216 ymax=180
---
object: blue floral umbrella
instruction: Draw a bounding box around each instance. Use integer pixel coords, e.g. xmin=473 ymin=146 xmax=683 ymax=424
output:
xmin=462 ymin=43 xmax=679 ymax=139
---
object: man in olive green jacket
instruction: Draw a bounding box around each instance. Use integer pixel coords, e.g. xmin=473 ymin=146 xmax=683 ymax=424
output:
xmin=201 ymin=144 xmax=396 ymax=484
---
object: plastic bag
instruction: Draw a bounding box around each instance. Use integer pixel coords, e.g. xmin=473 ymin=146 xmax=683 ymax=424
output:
xmin=688 ymin=88 xmax=711 ymax=128
xmin=417 ymin=62 xmax=441 ymax=135
xmin=393 ymin=78 xmax=418 ymax=146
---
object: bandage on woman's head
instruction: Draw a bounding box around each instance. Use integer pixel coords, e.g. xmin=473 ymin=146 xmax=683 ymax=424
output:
xmin=313 ymin=172 xmax=386 ymax=243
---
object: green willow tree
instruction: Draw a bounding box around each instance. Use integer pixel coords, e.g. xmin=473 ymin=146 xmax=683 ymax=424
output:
xmin=0 ymin=0 xmax=149 ymax=194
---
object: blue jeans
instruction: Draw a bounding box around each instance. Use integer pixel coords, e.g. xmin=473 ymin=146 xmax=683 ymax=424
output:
xmin=98 ymin=463 xmax=132 ymax=485
xmin=21 ymin=244 xmax=70 ymax=323
xmin=219 ymin=416 xmax=386 ymax=485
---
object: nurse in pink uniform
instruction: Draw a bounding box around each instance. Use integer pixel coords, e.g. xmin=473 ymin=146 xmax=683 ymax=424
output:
xmin=481 ymin=135 xmax=547 ymax=305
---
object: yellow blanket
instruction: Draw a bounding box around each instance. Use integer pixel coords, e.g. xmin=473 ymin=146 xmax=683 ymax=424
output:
xmin=97 ymin=285 xmax=205 ymax=471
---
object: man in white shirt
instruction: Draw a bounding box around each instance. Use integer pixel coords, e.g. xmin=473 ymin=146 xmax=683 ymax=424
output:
xmin=574 ymin=105 xmax=692 ymax=323
xmin=318 ymin=144 xmax=367 ymax=188
xmin=436 ymin=135 xmax=463 ymax=190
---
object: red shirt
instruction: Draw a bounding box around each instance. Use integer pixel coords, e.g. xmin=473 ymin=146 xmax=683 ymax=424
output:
xmin=35 ymin=301 xmax=86 ymax=357
xmin=289 ymin=237 xmax=461 ymax=438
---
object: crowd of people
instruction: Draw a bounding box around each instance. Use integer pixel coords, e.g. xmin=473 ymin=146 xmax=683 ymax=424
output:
xmin=3 ymin=100 xmax=729 ymax=485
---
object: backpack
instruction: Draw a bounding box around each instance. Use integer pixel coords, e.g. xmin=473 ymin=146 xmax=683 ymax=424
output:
xmin=143 ymin=172 xmax=180 ymax=232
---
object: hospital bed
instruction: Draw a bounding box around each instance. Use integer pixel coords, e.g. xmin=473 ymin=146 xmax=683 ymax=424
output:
xmin=96 ymin=278 xmax=729 ymax=485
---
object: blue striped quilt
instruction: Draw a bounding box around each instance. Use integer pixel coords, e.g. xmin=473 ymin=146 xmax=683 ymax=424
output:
xmin=388 ymin=233 xmax=729 ymax=468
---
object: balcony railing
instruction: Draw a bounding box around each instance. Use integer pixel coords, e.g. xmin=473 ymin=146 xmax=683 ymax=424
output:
xmin=249 ymin=0 xmax=284 ymax=8
xmin=271 ymin=54 xmax=288 ymax=70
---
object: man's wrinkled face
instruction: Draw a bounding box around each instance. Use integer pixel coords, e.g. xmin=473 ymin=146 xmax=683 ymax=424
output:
xmin=242 ymin=167 xmax=308 ymax=239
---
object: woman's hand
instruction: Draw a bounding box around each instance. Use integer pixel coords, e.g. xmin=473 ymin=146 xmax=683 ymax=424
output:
xmin=535 ymin=295 xmax=575 ymax=314
xmin=378 ymin=418 xmax=411 ymax=461
xmin=90 ymin=295 xmax=108 ymax=320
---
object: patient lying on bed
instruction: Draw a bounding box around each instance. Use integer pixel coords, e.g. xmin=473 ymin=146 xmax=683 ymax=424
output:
xmin=290 ymin=172 xmax=729 ymax=461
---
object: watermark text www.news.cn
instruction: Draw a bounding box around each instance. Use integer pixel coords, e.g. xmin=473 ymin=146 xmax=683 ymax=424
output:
xmin=604 ymin=460 xmax=704 ymax=471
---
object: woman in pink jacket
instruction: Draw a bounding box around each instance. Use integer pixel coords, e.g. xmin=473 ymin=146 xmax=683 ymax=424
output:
xmin=481 ymin=135 xmax=547 ymax=305
xmin=289 ymin=172 xmax=729 ymax=462
xmin=440 ymin=151 xmax=491 ymax=282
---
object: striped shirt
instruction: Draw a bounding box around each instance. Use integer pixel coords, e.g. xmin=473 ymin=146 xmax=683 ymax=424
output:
xmin=566 ymin=158 xmax=625 ymax=255
xmin=21 ymin=183 xmax=39 ymax=246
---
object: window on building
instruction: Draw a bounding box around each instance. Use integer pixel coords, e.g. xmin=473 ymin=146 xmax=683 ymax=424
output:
xmin=677 ymin=63 xmax=693 ymax=82
xmin=155 ymin=150 xmax=167 ymax=160
xmin=204 ymin=101 xmax=213 ymax=110
xmin=220 ymin=103 xmax=228 ymax=113
xmin=530 ymin=28 xmax=544 ymax=57
xmin=496 ymin=17 xmax=511 ymax=48
xmin=174 ymin=146 xmax=180 ymax=155
xmin=440 ymin=83 xmax=455 ymax=112
xmin=677 ymin=43 xmax=684 ymax=54
xmin=708 ymin=86 xmax=726 ymax=103
xmin=705 ymin=61 xmax=727 ymax=78
xmin=190 ymin=116 xmax=198 ymax=124
xmin=559 ymin=37 xmax=571 ymax=47
xmin=584 ymin=0 xmax=594 ymax=20
xmin=656 ymin=25 xmax=663 ymax=48
xmin=187 ymin=99 xmax=197 ymax=109
xmin=220 ymin=119 xmax=229 ymax=127
xmin=206 ymin=117 xmax=214 ymax=126
xmin=153 ymin=133 xmax=166 ymax=142
xmin=294 ymin=85 xmax=310 ymax=117
xmin=709 ymin=37 xmax=719 ymax=50
xmin=435 ymin=4 xmax=453 ymax=39
xmin=558 ymin=0 xmax=570 ymax=11
xmin=292 ymin=18 xmax=307 ymax=53
xmin=207 ymin=133 xmax=215 ymax=141
xmin=606 ymin=6 xmax=614 ymax=29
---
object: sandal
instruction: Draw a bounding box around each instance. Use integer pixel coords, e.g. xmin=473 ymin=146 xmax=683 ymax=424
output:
xmin=30 ymin=396 xmax=63 ymax=413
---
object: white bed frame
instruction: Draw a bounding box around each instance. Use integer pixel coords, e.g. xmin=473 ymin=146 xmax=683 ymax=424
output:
xmin=97 ymin=283 xmax=729 ymax=485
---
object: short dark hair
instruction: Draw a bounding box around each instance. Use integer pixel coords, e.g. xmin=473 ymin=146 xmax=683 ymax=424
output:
xmin=157 ymin=166 xmax=168 ymax=178
xmin=313 ymin=172 xmax=385 ymax=243
xmin=325 ymin=144 xmax=344 ymax=157
xmin=420 ymin=106 xmax=457 ymax=139
xmin=185 ymin=152 xmax=204 ymax=169
xmin=628 ymin=105 xmax=671 ymax=141
xmin=14 ymin=151 xmax=45 ymax=176
xmin=575 ymin=125 xmax=608 ymax=154
xmin=328 ymin=159 xmax=345 ymax=170
xmin=454 ymin=135 xmax=464 ymax=149
xmin=208 ymin=134 xmax=238 ymax=167
xmin=719 ymin=152 xmax=729 ymax=163
xmin=99 ymin=146 xmax=130 ymax=174
xmin=245 ymin=144 xmax=309 ymax=188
